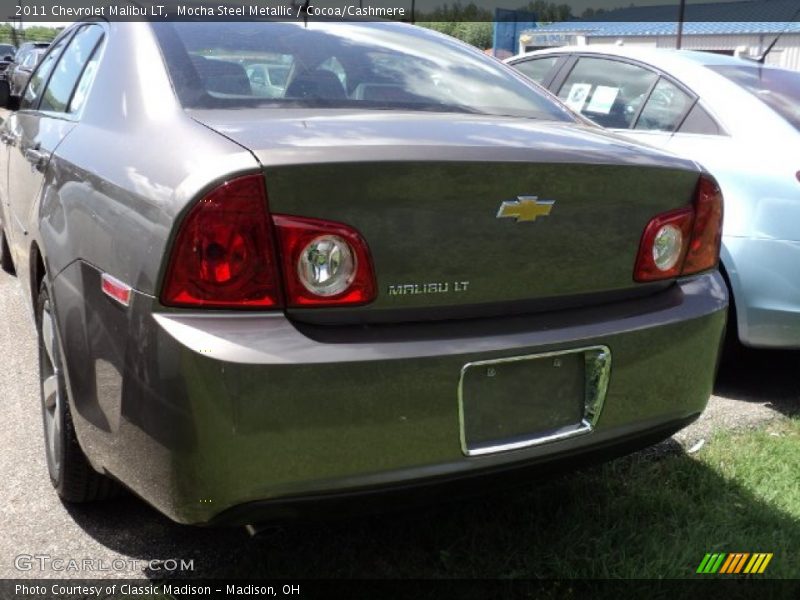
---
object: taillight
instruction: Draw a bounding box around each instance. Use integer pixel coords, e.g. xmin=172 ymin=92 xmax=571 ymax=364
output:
xmin=161 ymin=175 xmax=377 ymax=309
xmin=682 ymin=176 xmax=723 ymax=275
xmin=161 ymin=174 xmax=282 ymax=308
xmin=273 ymin=215 xmax=376 ymax=307
xmin=634 ymin=174 xmax=723 ymax=282
xmin=633 ymin=208 xmax=694 ymax=281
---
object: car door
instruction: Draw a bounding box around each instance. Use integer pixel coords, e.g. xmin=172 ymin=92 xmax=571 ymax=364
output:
xmin=626 ymin=76 xmax=698 ymax=149
xmin=3 ymin=34 xmax=70 ymax=257
xmin=507 ymin=55 xmax=569 ymax=88
xmin=12 ymin=52 xmax=35 ymax=97
xmin=663 ymin=100 xmax=728 ymax=160
xmin=546 ymin=55 xmax=698 ymax=151
xmin=550 ymin=56 xmax=657 ymax=130
xmin=3 ymin=25 xmax=104 ymax=270
xmin=7 ymin=49 xmax=25 ymax=95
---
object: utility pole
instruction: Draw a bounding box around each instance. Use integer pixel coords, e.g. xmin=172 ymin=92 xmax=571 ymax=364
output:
xmin=7 ymin=18 xmax=21 ymax=46
xmin=676 ymin=0 xmax=686 ymax=49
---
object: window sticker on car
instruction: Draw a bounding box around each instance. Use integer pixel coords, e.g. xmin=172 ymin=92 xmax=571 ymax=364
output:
xmin=565 ymin=83 xmax=591 ymax=111
xmin=586 ymin=85 xmax=619 ymax=115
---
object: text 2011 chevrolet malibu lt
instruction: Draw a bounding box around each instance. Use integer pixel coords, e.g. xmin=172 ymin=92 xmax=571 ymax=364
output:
xmin=0 ymin=20 xmax=727 ymax=525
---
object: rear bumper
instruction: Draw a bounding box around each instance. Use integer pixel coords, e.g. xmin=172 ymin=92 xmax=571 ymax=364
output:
xmin=209 ymin=414 xmax=698 ymax=527
xmin=56 ymin=264 xmax=727 ymax=525
xmin=722 ymin=236 xmax=800 ymax=348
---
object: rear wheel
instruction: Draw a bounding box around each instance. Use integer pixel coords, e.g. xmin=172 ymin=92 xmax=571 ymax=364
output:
xmin=0 ymin=227 xmax=14 ymax=274
xmin=37 ymin=279 xmax=118 ymax=502
xmin=718 ymin=266 xmax=743 ymax=365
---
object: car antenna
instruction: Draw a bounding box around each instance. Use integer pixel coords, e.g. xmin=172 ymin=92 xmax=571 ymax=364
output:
xmin=745 ymin=5 xmax=800 ymax=64
xmin=300 ymin=0 xmax=310 ymax=26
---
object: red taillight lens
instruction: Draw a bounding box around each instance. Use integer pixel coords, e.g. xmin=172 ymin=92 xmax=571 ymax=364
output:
xmin=162 ymin=176 xmax=377 ymax=309
xmin=682 ymin=176 xmax=723 ymax=275
xmin=634 ymin=174 xmax=723 ymax=282
xmin=633 ymin=208 xmax=694 ymax=282
xmin=161 ymin=175 xmax=282 ymax=308
xmin=273 ymin=215 xmax=376 ymax=307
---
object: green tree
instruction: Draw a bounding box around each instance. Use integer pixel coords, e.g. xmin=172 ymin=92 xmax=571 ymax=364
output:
xmin=23 ymin=26 xmax=62 ymax=42
xmin=520 ymin=0 xmax=573 ymax=22
xmin=0 ymin=25 xmax=62 ymax=46
xmin=453 ymin=22 xmax=493 ymax=49
xmin=581 ymin=8 xmax=607 ymax=18
xmin=416 ymin=2 xmax=493 ymax=23
xmin=417 ymin=21 xmax=493 ymax=49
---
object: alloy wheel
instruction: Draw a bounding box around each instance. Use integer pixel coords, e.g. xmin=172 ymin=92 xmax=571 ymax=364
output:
xmin=39 ymin=297 xmax=63 ymax=480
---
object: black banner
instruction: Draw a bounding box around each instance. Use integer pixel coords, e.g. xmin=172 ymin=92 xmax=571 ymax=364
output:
xmin=2 ymin=0 xmax=800 ymax=23
xmin=1 ymin=579 xmax=800 ymax=600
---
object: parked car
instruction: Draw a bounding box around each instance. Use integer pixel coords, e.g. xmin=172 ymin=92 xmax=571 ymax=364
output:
xmin=0 ymin=21 xmax=726 ymax=526
xmin=0 ymin=43 xmax=17 ymax=97
xmin=508 ymin=46 xmax=800 ymax=350
xmin=13 ymin=41 xmax=50 ymax=62
xmin=8 ymin=46 xmax=47 ymax=97
xmin=4 ymin=42 xmax=47 ymax=76
xmin=0 ymin=43 xmax=16 ymax=69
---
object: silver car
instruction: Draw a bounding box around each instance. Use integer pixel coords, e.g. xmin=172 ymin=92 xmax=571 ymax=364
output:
xmin=0 ymin=22 xmax=726 ymax=525
xmin=508 ymin=46 xmax=800 ymax=350
xmin=8 ymin=46 xmax=48 ymax=98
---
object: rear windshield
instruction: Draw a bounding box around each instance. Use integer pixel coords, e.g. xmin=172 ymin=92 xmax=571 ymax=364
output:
xmin=152 ymin=21 xmax=572 ymax=121
xmin=710 ymin=64 xmax=800 ymax=131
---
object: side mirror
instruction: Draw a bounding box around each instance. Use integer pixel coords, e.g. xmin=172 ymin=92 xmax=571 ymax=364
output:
xmin=3 ymin=55 xmax=12 ymax=62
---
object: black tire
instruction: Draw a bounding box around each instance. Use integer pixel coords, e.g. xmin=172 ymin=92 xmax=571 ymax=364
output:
xmin=718 ymin=267 xmax=743 ymax=366
xmin=0 ymin=79 xmax=9 ymax=108
xmin=0 ymin=227 xmax=14 ymax=275
xmin=36 ymin=279 xmax=118 ymax=502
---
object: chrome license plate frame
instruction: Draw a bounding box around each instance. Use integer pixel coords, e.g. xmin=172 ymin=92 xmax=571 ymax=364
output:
xmin=458 ymin=345 xmax=611 ymax=457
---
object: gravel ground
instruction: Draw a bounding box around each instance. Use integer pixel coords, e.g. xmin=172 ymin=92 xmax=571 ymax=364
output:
xmin=0 ymin=267 xmax=797 ymax=579
xmin=675 ymin=348 xmax=798 ymax=449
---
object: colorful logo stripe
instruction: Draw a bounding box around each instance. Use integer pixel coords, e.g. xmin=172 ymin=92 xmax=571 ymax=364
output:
xmin=697 ymin=553 xmax=773 ymax=574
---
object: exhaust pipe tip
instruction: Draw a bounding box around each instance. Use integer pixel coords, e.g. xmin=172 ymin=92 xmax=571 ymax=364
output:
xmin=245 ymin=523 xmax=281 ymax=538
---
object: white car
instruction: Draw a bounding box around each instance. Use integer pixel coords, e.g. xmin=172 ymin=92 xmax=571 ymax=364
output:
xmin=507 ymin=46 xmax=800 ymax=350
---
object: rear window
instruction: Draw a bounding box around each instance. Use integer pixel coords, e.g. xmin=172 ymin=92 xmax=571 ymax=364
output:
xmin=710 ymin=64 xmax=800 ymax=131
xmin=152 ymin=21 xmax=572 ymax=121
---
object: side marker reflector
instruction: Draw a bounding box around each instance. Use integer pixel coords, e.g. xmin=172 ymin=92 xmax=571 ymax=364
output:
xmin=101 ymin=273 xmax=132 ymax=307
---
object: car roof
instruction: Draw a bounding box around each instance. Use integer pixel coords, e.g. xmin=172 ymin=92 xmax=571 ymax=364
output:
xmin=509 ymin=45 xmax=778 ymax=71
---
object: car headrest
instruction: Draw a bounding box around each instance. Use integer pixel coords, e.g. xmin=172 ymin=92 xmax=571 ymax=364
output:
xmin=285 ymin=69 xmax=346 ymax=101
xmin=190 ymin=55 xmax=251 ymax=96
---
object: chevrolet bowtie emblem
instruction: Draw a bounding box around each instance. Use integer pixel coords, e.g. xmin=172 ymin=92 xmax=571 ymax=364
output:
xmin=496 ymin=196 xmax=555 ymax=223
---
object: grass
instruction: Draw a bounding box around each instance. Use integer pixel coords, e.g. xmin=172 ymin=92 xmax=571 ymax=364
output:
xmin=235 ymin=418 xmax=800 ymax=580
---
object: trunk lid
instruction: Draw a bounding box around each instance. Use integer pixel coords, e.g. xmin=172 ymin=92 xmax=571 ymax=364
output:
xmin=190 ymin=109 xmax=703 ymax=322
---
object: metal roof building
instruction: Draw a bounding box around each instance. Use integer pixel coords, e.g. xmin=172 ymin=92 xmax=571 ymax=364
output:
xmin=518 ymin=0 xmax=800 ymax=70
